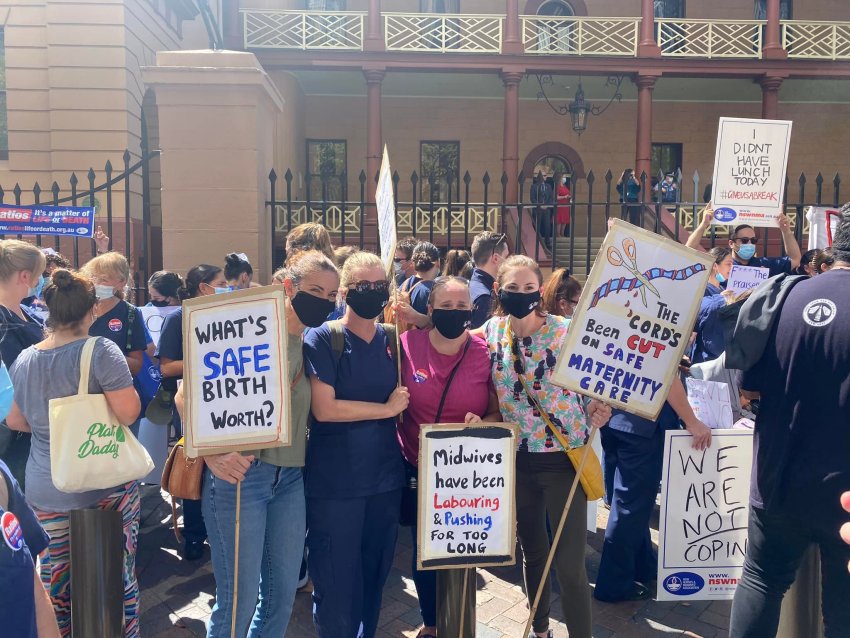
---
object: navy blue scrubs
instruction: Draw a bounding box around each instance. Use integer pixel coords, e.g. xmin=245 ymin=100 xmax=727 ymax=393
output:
xmin=594 ymin=405 xmax=678 ymax=601
xmin=0 ymin=460 xmax=49 ymax=638
xmin=303 ymin=322 xmax=404 ymax=638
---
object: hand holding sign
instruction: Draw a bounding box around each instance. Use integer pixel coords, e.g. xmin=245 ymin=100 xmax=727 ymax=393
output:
xmin=94 ymin=225 xmax=109 ymax=253
xmin=206 ymin=452 xmax=255 ymax=485
xmin=587 ymin=400 xmax=612 ymax=429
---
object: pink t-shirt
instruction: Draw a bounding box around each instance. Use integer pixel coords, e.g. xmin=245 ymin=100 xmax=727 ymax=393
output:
xmin=398 ymin=328 xmax=494 ymax=466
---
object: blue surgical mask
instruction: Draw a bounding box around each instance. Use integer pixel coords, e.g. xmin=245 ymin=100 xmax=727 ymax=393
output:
xmin=95 ymin=284 xmax=115 ymax=301
xmin=737 ymin=244 xmax=756 ymax=261
xmin=28 ymin=275 xmax=45 ymax=299
xmin=214 ymin=286 xmax=233 ymax=295
xmin=0 ymin=362 xmax=14 ymax=422
xmin=716 ymin=272 xmax=726 ymax=284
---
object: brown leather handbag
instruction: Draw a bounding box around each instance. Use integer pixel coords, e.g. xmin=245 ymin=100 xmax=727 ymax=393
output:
xmin=160 ymin=437 xmax=204 ymax=540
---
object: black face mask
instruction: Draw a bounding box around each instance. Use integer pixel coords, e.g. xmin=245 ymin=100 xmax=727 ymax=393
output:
xmin=291 ymin=291 xmax=335 ymax=328
xmin=431 ymin=308 xmax=472 ymax=340
xmin=346 ymin=288 xmax=389 ymax=320
xmin=150 ymin=299 xmax=170 ymax=308
xmin=499 ymin=290 xmax=541 ymax=319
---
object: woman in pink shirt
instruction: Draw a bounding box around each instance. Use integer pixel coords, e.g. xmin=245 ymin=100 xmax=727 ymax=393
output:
xmin=397 ymin=276 xmax=500 ymax=638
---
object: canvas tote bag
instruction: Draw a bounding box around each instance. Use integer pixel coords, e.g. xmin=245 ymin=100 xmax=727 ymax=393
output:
xmin=49 ymin=337 xmax=154 ymax=493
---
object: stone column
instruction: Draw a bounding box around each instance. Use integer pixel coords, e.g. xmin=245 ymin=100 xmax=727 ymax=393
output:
xmin=503 ymin=0 xmax=523 ymax=55
xmin=760 ymin=76 xmax=783 ymax=119
xmin=365 ymin=0 xmax=384 ymax=52
xmin=638 ymin=0 xmax=662 ymax=57
xmin=501 ymin=71 xmax=523 ymax=203
xmin=142 ymin=50 xmax=283 ymax=279
xmin=634 ymin=74 xmax=658 ymax=179
xmin=763 ymin=0 xmax=787 ymax=59
xmin=364 ymin=68 xmax=385 ymax=207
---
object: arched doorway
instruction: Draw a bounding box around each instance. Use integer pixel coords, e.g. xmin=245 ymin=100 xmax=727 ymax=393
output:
xmin=522 ymin=142 xmax=586 ymax=189
xmin=537 ymin=0 xmax=575 ymax=16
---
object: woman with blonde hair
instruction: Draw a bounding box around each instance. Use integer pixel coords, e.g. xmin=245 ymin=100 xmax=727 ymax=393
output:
xmin=0 ymin=240 xmax=46 ymax=486
xmin=303 ymin=250 xmax=408 ymax=637
xmin=7 ymin=268 xmax=142 ymax=636
xmin=286 ymin=222 xmax=335 ymax=264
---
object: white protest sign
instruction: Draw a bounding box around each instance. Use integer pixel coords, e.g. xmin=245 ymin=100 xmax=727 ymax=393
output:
xmin=376 ymin=145 xmax=397 ymax=277
xmin=726 ymin=264 xmax=769 ymax=295
xmin=551 ymin=219 xmax=714 ymax=420
xmin=710 ymin=117 xmax=792 ymax=228
xmin=686 ymin=378 xmax=733 ymax=430
xmin=658 ymin=430 xmax=753 ymax=601
xmin=806 ymin=206 xmax=841 ymax=250
xmin=418 ymin=423 xmax=518 ymax=570
xmin=183 ymin=286 xmax=290 ymax=457
xmin=140 ymin=305 xmax=180 ymax=349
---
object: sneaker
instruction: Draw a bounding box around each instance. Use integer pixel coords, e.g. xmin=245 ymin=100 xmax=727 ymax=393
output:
xmin=528 ymin=631 xmax=553 ymax=638
xmin=182 ymin=539 xmax=205 ymax=561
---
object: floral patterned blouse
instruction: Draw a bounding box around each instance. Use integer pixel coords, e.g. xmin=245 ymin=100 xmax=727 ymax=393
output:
xmin=484 ymin=314 xmax=589 ymax=453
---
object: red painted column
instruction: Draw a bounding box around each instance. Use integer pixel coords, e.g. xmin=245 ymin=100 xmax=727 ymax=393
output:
xmin=638 ymin=0 xmax=661 ymax=57
xmin=503 ymin=0 xmax=523 ymax=55
xmin=763 ymin=0 xmax=787 ymax=59
xmin=364 ymin=0 xmax=384 ymax=52
xmin=760 ymin=76 xmax=783 ymax=119
xmin=634 ymin=74 xmax=657 ymax=180
xmin=364 ymin=68 xmax=385 ymax=209
xmin=501 ymin=71 xmax=523 ymax=203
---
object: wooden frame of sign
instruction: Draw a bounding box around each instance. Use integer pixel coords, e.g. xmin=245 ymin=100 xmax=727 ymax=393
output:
xmin=182 ymin=285 xmax=291 ymax=457
xmin=417 ymin=422 xmax=518 ymax=571
xmin=551 ymin=219 xmax=714 ymax=420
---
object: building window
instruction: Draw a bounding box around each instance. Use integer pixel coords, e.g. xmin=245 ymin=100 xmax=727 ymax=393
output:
xmin=420 ymin=0 xmax=459 ymax=11
xmin=651 ymin=143 xmax=683 ymax=182
xmin=754 ymin=0 xmax=791 ymax=19
xmin=0 ymin=29 xmax=7 ymax=160
xmin=307 ymin=140 xmax=347 ymax=202
xmin=420 ymin=141 xmax=460 ymax=202
xmin=654 ymin=0 xmax=685 ymax=18
xmin=307 ymin=0 xmax=347 ymax=9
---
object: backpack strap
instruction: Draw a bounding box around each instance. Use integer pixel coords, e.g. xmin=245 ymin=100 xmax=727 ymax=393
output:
xmin=380 ymin=323 xmax=399 ymax=363
xmin=126 ymin=303 xmax=136 ymax=353
xmin=327 ymin=319 xmax=346 ymax=366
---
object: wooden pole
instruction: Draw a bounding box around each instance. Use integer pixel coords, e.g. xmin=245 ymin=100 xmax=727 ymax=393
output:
xmin=522 ymin=428 xmax=598 ymax=638
xmin=458 ymin=568 xmax=471 ymax=636
xmin=230 ymin=480 xmax=242 ymax=638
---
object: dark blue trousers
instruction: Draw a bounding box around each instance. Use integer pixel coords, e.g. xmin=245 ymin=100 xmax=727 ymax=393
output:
xmin=594 ymin=426 xmax=664 ymax=601
xmin=307 ymin=489 xmax=402 ymax=638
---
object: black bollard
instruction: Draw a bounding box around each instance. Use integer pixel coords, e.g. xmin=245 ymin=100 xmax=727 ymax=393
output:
xmin=70 ymin=508 xmax=125 ymax=638
xmin=437 ymin=568 xmax=476 ymax=638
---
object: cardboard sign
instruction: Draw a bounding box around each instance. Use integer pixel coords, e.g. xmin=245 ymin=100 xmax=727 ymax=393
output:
xmin=183 ymin=286 xmax=290 ymax=457
xmin=551 ymin=219 xmax=714 ymax=420
xmin=0 ymin=204 xmax=95 ymax=237
xmin=726 ymin=264 xmax=769 ymax=295
xmin=376 ymin=145 xmax=397 ymax=277
xmin=658 ymin=430 xmax=753 ymax=601
xmin=710 ymin=117 xmax=792 ymax=228
xmin=139 ymin=306 xmax=180 ymax=349
xmin=417 ymin=423 xmax=518 ymax=570
xmin=686 ymin=378 xmax=733 ymax=430
xmin=806 ymin=206 xmax=841 ymax=250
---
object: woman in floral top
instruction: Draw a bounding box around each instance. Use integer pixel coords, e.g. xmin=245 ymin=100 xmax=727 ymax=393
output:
xmin=478 ymin=255 xmax=611 ymax=638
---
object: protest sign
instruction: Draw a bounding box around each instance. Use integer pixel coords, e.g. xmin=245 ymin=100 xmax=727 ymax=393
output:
xmin=139 ymin=306 xmax=180 ymax=349
xmin=658 ymin=430 xmax=753 ymax=601
xmin=806 ymin=206 xmax=841 ymax=250
xmin=417 ymin=423 xmax=518 ymax=570
xmin=0 ymin=204 xmax=95 ymax=237
xmin=686 ymin=378 xmax=733 ymax=430
xmin=551 ymin=219 xmax=713 ymax=420
xmin=710 ymin=117 xmax=792 ymax=228
xmin=376 ymin=145 xmax=397 ymax=276
xmin=726 ymin=264 xmax=769 ymax=295
xmin=182 ymin=286 xmax=290 ymax=457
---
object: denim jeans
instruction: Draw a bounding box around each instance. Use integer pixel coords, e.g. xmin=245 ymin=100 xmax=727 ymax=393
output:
xmin=202 ymin=461 xmax=306 ymax=638
xmin=730 ymin=506 xmax=850 ymax=637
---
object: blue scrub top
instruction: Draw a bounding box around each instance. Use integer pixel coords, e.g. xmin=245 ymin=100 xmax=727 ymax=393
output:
xmin=691 ymin=293 xmax=727 ymax=364
xmin=303 ymin=323 xmax=404 ymax=499
xmin=608 ymin=402 xmax=679 ymax=439
xmin=403 ymin=275 xmax=436 ymax=315
xmin=89 ymin=300 xmax=147 ymax=355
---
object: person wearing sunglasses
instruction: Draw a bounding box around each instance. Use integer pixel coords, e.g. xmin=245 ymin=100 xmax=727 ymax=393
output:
xmin=303 ymin=251 xmax=408 ymax=638
xmin=686 ymin=207 xmax=802 ymax=276
xmin=540 ymin=268 xmax=581 ymax=319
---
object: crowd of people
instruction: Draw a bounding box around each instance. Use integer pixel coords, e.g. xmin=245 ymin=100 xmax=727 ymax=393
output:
xmin=0 ymin=205 xmax=848 ymax=638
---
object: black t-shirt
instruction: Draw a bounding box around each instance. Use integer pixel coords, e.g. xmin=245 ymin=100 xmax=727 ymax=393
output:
xmin=89 ymin=300 xmax=147 ymax=355
xmin=0 ymin=306 xmax=44 ymax=367
xmin=741 ymin=269 xmax=850 ymax=526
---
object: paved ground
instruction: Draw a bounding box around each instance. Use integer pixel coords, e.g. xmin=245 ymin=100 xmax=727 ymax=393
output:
xmin=137 ymin=485 xmax=731 ymax=638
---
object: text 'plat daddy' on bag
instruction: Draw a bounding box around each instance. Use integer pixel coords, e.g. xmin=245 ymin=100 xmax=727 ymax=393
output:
xmin=49 ymin=337 xmax=154 ymax=493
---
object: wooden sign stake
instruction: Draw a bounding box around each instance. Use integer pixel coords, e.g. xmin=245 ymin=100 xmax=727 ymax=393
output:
xmin=230 ymin=481 xmax=242 ymax=638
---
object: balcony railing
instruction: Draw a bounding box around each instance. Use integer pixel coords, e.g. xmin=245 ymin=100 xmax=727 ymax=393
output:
xmin=384 ymin=13 xmax=502 ymax=53
xmin=783 ymin=21 xmax=850 ymax=59
xmin=242 ymin=10 xmax=365 ymax=50
xmin=522 ymin=16 xmax=640 ymax=56
xmin=656 ymin=19 xmax=763 ymax=58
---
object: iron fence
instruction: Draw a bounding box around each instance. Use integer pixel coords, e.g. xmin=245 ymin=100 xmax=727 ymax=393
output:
xmin=0 ymin=150 xmax=160 ymax=303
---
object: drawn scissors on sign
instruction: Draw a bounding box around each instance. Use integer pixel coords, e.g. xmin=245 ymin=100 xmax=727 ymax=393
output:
xmin=607 ymin=237 xmax=660 ymax=306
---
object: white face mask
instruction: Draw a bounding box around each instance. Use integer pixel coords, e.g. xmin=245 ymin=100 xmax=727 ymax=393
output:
xmin=94 ymin=284 xmax=115 ymax=301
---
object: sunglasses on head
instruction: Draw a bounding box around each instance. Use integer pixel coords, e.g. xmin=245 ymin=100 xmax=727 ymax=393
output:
xmin=348 ymin=280 xmax=390 ymax=294
xmin=734 ymin=237 xmax=758 ymax=245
